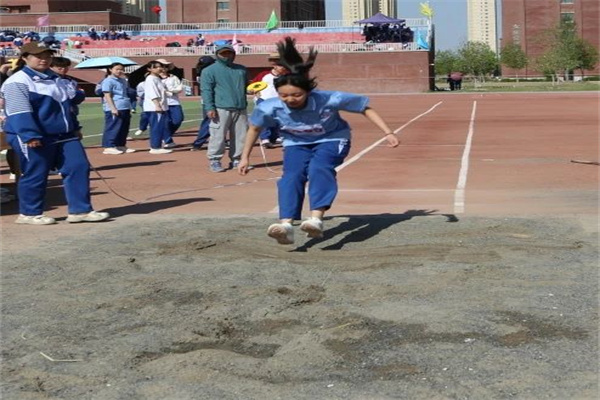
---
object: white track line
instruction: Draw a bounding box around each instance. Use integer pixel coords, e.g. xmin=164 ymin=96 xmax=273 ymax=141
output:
xmin=453 ymin=101 xmax=478 ymax=214
xmin=336 ymin=101 xmax=443 ymax=173
xmin=269 ymin=101 xmax=444 ymax=214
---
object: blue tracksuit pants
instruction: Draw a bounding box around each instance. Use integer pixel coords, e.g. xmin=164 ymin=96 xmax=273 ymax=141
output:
xmin=193 ymin=115 xmax=210 ymax=147
xmin=139 ymin=111 xmax=150 ymax=131
xmin=7 ymin=133 xmax=93 ymax=216
xmin=102 ymin=110 xmax=131 ymax=148
xmin=164 ymin=105 xmax=184 ymax=144
xmin=148 ymin=112 xmax=169 ymax=149
xmin=278 ymin=139 xmax=350 ymax=220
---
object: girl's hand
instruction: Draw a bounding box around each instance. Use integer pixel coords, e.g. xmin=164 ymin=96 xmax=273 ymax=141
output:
xmin=237 ymin=158 xmax=251 ymax=175
xmin=385 ymin=133 xmax=399 ymax=148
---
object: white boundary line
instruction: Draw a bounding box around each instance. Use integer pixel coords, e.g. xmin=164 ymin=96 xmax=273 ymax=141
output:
xmin=336 ymin=101 xmax=443 ymax=173
xmin=453 ymin=101 xmax=478 ymax=214
xmin=269 ymin=101 xmax=444 ymax=214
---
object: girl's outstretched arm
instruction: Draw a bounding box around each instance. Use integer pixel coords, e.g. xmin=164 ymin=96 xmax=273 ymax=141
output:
xmin=362 ymin=107 xmax=399 ymax=147
xmin=238 ymin=124 xmax=262 ymax=175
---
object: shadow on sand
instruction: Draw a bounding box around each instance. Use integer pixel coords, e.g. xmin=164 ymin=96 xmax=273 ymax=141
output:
xmin=292 ymin=210 xmax=459 ymax=252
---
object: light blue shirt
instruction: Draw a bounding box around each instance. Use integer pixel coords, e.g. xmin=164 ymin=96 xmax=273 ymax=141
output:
xmin=249 ymin=90 xmax=369 ymax=146
xmin=101 ymin=76 xmax=131 ymax=112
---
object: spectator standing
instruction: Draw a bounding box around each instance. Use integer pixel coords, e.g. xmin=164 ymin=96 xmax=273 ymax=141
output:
xmin=201 ymin=43 xmax=249 ymax=172
xmin=161 ymin=65 xmax=184 ymax=148
xmin=191 ymin=55 xmax=215 ymax=151
xmin=143 ymin=60 xmax=171 ymax=154
xmin=238 ymin=37 xmax=398 ymax=245
xmin=1 ymin=42 xmax=109 ymax=224
xmin=101 ymin=63 xmax=134 ymax=154
xmin=249 ymin=52 xmax=289 ymax=148
xmin=134 ymin=81 xmax=149 ymax=136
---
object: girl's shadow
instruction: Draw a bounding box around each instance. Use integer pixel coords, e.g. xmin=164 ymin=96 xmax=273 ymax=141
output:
xmin=292 ymin=210 xmax=458 ymax=252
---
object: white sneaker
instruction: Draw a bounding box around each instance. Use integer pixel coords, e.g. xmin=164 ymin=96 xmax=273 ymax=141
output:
xmin=163 ymin=142 xmax=177 ymax=149
xmin=103 ymin=147 xmax=123 ymax=155
xmin=134 ymin=129 xmax=145 ymax=136
xmin=267 ymin=222 xmax=294 ymax=245
xmin=9 ymin=173 xmax=16 ymax=180
xmin=66 ymin=210 xmax=110 ymax=223
xmin=117 ymin=147 xmax=136 ymax=153
xmin=300 ymin=217 xmax=324 ymax=239
xmin=15 ymin=214 xmax=56 ymax=225
xmin=149 ymin=148 xmax=173 ymax=154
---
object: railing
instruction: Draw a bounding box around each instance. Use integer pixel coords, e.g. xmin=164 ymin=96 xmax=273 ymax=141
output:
xmin=1 ymin=18 xmax=430 ymax=35
xmin=58 ymin=42 xmax=422 ymax=60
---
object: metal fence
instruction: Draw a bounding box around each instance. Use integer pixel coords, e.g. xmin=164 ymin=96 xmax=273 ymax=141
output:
xmin=58 ymin=42 xmax=422 ymax=59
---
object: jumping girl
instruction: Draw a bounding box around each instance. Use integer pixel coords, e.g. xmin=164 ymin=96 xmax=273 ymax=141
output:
xmin=238 ymin=37 xmax=399 ymax=245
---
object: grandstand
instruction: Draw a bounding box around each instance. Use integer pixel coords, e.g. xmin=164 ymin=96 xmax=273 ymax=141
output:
xmin=2 ymin=19 xmax=434 ymax=94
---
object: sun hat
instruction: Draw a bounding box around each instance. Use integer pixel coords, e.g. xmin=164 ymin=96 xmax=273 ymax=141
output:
xmin=152 ymin=58 xmax=172 ymax=65
xmin=20 ymin=41 xmax=56 ymax=55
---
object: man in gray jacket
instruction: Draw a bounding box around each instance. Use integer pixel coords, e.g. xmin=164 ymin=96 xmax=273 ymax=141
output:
xmin=201 ymin=43 xmax=249 ymax=172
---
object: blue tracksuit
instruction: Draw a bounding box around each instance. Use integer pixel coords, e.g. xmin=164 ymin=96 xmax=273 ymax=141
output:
xmin=249 ymin=90 xmax=369 ymax=220
xmin=1 ymin=66 xmax=93 ymax=216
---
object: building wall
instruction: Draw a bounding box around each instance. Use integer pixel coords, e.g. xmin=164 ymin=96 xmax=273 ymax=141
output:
xmin=117 ymin=0 xmax=160 ymax=23
xmin=0 ymin=11 xmax=141 ymax=27
xmin=165 ymin=0 xmax=324 ymax=24
xmin=502 ymin=0 xmax=599 ymax=77
xmin=467 ymin=0 xmax=497 ymax=52
xmin=343 ymin=0 xmax=396 ymax=22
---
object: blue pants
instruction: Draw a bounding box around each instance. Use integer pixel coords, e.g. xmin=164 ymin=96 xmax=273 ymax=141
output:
xmin=193 ymin=116 xmax=210 ymax=147
xmin=278 ymin=140 xmax=350 ymax=220
xmin=148 ymin=112 xmax=169 ymax=149
xmin=139 ymin=111 xmax=150 ymax=131
xmin=256 ymin=99 xmax=279 ymax=143
xmin=7 ymin=133 xmax=93 ymax=216
xmin=164 ymin=105 xmax=184 ymax=144
xmin=102 ymin=110 xmax=131 ymax=148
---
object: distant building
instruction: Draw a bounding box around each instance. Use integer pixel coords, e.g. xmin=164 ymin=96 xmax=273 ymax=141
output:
xmin=467 ymin=0 xmax=497 ymax=52
xmin=343 ymin=0 xmax=397 ymax=22
xmin=502 ymin=0 xmax=600 ymax=76
xmin=165 ymin=0 xmax=324 ymax=24
xmin=116 ymin=0 xmax=160 ymax=23
xmin=0 ymin=0 xmax=142 ymax=27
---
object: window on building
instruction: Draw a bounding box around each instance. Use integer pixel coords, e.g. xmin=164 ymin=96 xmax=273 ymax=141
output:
xmin=560 ymin=0 xmax=574 ymax=4
xmin=217 ymin=2 xmax=229 ymax=11
xmin=560 ymin=12 xmax=575 ymax=23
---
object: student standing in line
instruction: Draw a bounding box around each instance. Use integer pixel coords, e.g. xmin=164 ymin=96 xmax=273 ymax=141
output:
xmin=238 ymin=37 xmax=398 ymax=245
xmin=161 ymin=65 xmax=184 ymax=149
xmin=133 ymin=80 xmax=149 ymax=136
xmin=1 ymin=42 xmax=109 ymax=225
xmin=143 ymin=60 xmax=171 ymax=154
xmin=191 ymin=55 xmax=215 ymax=151
xmin=101 ymin=62 xmax=135 ymax=154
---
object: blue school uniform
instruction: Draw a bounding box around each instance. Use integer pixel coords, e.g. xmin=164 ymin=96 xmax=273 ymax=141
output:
xmin=101 ymin=76 xmax=131 ymax=148
xmin=1 ymin=66 xmax=93 ymax=216
xmin=249 ymin=90 xmax=369 ymax=220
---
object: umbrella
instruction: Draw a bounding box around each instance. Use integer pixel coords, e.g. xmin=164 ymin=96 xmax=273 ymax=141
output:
xmin=126 ymin=63 xmax=184 ymax=89
xmin=75 ymin=56 xmax=137 ymax=69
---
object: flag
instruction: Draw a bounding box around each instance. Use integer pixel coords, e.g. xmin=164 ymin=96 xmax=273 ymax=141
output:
xmin=419 ymin=2 xmax=433 ymax=18
xmin=37 ymin=14 xmax=50 ymax=27
xmin=232 ymin=32 xmax=240 ymax=53
xmin=265 ymin=10 xmax=279 ymax=32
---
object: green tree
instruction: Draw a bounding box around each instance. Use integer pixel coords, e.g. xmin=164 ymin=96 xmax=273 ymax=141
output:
xmin=500 ymin=42 xmax=528 ymax=82
xmin=456 ymin=41 xmax=498 ymax=84
xmin=434 ymin=50 xmax=458 ymax=76
xmin=535 ymin=51 xmax=564 ymax=84
xmin=572 ymin=37 xmax=599 ymax=79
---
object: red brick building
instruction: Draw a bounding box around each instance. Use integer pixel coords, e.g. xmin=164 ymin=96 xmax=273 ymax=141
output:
xmin=165 ymin=0 xmax=324 ymax=24
xmin=501 ymin=0 xmax=600 ymax=77
xmin=0 ymin=0 xmax=141 ymax=26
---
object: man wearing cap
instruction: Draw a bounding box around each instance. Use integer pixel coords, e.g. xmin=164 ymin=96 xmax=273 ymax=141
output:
xmin=1 ymin=41 xmax=109 ymax=224
xmin=200 ymin=43 xmax=249 ymax=172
